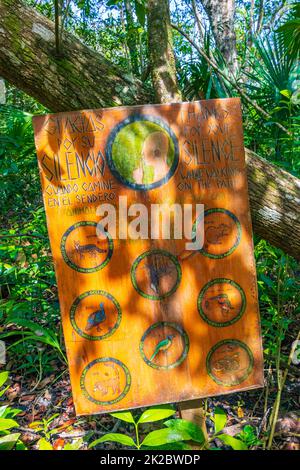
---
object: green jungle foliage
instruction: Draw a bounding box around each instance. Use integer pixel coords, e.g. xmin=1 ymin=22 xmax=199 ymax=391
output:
xmin=0 ymin=0 xmax=299 ymax=451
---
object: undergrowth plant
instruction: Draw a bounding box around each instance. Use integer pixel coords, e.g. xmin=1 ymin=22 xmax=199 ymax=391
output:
xmin=89 ymin=406 xmax=248 ymax=450
xmin=29 ymin=413 xmax=84 ymax=450
xmin=0 ymin=371 xmax=25 ymax=450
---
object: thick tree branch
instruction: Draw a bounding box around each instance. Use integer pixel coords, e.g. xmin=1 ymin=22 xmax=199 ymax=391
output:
xmin=256 ymin=0 xmax=265 ymax=36
xmin=54 ymin=0 xmax=62 ymax=56
xmin=245 ymin=149 xmax=300 ymax=260
xmin=201 ymin=0 xmax=238 ymax=74
xmin=191 ymin=0 xmax=205 ymax=41
xmin=147 ymin=0 xmax=182 ymax=103
xmin=0 ymin=0 xmax=151 ymax=111
xmin=248 ymin=0 xmax=255 ymax=45
xmin=0 ymin=0 xmax=299 ymax=259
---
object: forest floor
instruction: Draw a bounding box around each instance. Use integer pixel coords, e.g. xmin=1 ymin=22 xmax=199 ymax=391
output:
xmin=1 ymin=199 xmax=299 ymax=451
xmin=2 ymin=355 xmax=299 ymax=450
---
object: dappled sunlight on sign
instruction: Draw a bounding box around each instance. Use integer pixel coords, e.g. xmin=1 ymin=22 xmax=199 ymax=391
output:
xmin=33 ymin=98 xmax=263 ymax=415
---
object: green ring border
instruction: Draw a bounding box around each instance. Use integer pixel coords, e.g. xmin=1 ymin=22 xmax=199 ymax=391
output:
xmin=197 ymin=278 xmax=246 ymax=327
xmin=140 ymin=321 xmax=189 ymax=370
xmin=105 ymin=114 xmax=179 ymax=191
xmin=131 ymin=249 xmax=182 ymax=300
xmin=70 ymin=290 xmax=122 ymax=341
xmin=60 ymin=221 xmax=114 ymax=273
xmin=206 ymin=339 xmax=254 ymax=387
xmin=193 ymin=208 xmax=242 ymax=259
xmin=80 ymin=357 xmax=131 ymax=405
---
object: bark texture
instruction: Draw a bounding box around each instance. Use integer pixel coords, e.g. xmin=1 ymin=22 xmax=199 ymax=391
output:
xmin=147 ymin=0 xmax=182 ymax=103
xmin=0 ymin=0 xmax=151 ymax=111
xmin=0 ymin=0 xmax=299 ymax=259
xmin=201 ymin=0 xmax=238 ymax=74
xmin=246 ymin=149 xmax=300 ymax=260
xmin=0 ymin=77 xmax=6 ymax=104
xmin=124 ymin=0 xmax=139 ymax=75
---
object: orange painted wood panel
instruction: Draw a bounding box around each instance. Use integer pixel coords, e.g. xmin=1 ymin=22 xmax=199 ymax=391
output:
xmin=33 ymin=98 xmax=264 ymax=415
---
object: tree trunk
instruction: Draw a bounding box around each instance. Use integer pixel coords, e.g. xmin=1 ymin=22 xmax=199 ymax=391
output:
xmin=146 ymin=0 xmax=206 ymax=440
xmin=201 ymin=0 xmax=238 ymax=74
xmin=191 ymin=0 xmax=205 ymax=41
xmin=245 ymin=149 xmax=300 ymax=260
xmin=124 ymin=0 xmax=139 ymax=76
xmin=147 ymin=0 xmax=182 ymax=103
xmin=0 ymin=0 xmax=299 ymax=260
xmin=0 ymin=0 xmax=150 ymax=111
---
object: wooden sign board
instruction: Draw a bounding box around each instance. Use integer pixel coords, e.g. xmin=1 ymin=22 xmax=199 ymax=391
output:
xmin=33 ymin=98 xmax=264 ymax=416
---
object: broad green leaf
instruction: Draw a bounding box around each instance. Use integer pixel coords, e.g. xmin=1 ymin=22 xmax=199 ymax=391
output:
xmin=29 ymin=420 xmax=43 ymax=430
xmin=217 ymin=433 xmax=248 ymax=450
xmin=0 ymin=433 xmax=21 ymax=450
xmin=0 ymin=418 xmax=19 ymax=431
xmin=110 ymin=411 xmax=135 ymax=424
xmin=164 ymin=419 xmax=205 ymax=444
xmin=63 ymin=438 xmax=83 ymax=450
xmin=89 ymin=433 xmax=136 ymax=448
xmin=5 ymin=408 xmax=23 ymax=418
xmin=138 ymin=405 xmax=175 ymax=424
xmin=214 ymin=407 xmax=227 ymax=434
xmin=140 ymin=442 xmax=191 ymax=451
xmin=141 ymin=428 xmax=191 ymax=447
xmin=0 ymin=385 xmax=9 ymax=398
xmin=0 ymin=371 xmax=8 ymax=388
xmin=15 ymin=440 xmax=27 ymax=450
xmin=0 ymin=331 xmax=33 ymax=339
xmin=4 ymin=318 xmax=59 ymax=348
xmin=280 ymin=89 xmax=291 ymax=98
xmin=38 ymin=438 xmax=53 ymax=450
xmin=0 ymin=406 xmax=8 ymax=418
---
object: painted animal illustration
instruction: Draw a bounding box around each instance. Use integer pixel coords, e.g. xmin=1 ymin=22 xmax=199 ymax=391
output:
xmin=205 ymin=223 xmax=230 ymax=245
xmin=150 ymin=334 xmax=175 ymax=361
xmin=144 ymin=257 xmax=175 ymax=294
xmin=73 ymin=240 xmax=107 ymax=260
xmin=93 ymin=363 xmax=120 ymax=396
xmin=212 ymin=352 xmax=240 ymax=372
xmin=205 ymin=293 xmax=234 ymax=315
xmin=85 ymin=302 xmax=106 ymax=332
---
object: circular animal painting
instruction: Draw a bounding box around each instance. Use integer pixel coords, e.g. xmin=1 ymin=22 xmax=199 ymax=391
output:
xmin=60 ymin=221 xmax=113 ymax=273
xmin=140 ymin=322 xmax=189 ymax=370
xmin=80 ymin=358 xmax=131 ymax=405
xmin=131 ymin=249 xmax=182 ymax=300
xmin=193 ymin=208 xmax=242 ymax=259
xmin=198 ymin=279 xmax=246 ymax=327
xmin=105 ymin=114 xmax=179 ymax=190
xmin=70 ymin=290 xmax=122 ymax=341
xmin=206 ymin=339 xmax=254 ymax=386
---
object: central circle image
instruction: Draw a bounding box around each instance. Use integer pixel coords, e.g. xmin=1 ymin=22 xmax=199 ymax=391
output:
xmin=60 ymin=221 xmax=113 ymax=273
xmin=105 ymin=114 xmax=179 ymax=190
xmin=80 ymin=358 xmax=131 ymax=405
xmin=131 ymin=249 xmax=182 ymax=300
xmin=140 ymin=322 xmax=189 ymax=370
xmin=70 ymin=290 xmax=122 ymax=341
